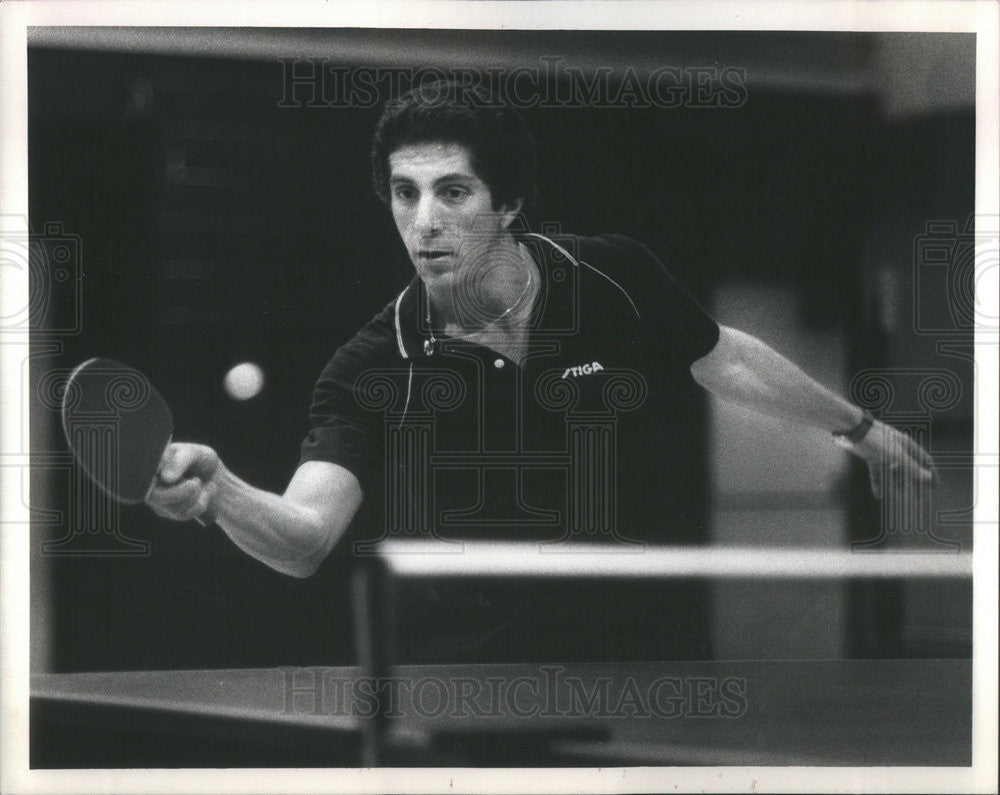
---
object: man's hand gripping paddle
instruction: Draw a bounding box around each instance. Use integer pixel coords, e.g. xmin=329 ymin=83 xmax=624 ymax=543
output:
xmin=61 ymin=358 xmax=213 ymax=526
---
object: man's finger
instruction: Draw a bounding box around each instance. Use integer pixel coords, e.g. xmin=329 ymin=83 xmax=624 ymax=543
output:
xmin=869 ymin=465 xmax=883 ymax=499
xmin=148 ymin=477 xmax=203 ymax=513
xmin=174 ymin=487 xmax=211 ymax=522
xmin=148 ymin=476 xmax=199 ymax=505
xmin=896 ymin=453 xmax=937 ymax=485
xmin=926 ymin=460 xmax=940 ymax=487
xmin=158 ymin=444 xmax=197 ymax=485
xmin=898 ymin=433 xmax=940 ymax=485
xmin=147 ymin=477 xmax=211 ymax=523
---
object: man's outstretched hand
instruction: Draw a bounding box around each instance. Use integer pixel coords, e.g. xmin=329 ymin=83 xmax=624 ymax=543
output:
xmin=847 ymin=420 xmax=939 ymax=499
xmin=146 ymin=442 xmax=221 ymax=522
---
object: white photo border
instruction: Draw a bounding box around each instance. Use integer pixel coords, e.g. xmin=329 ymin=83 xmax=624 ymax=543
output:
xmin=2 ymin=1 xmax=997 ymax=793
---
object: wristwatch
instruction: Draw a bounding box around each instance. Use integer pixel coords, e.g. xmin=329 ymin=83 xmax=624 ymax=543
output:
xmin=832 ymin=409 xmax=875 ymax=447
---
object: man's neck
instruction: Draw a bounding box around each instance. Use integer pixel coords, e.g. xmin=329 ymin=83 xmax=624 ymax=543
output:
xmin=428 ymin=238 xmax=540 ymax=338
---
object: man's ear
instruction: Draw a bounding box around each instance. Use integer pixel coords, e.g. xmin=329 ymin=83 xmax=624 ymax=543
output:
xmin=500 ymin=197 xmax=524 ymax=230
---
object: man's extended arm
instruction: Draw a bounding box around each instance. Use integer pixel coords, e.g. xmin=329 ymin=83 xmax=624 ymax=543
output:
xmin=146 ymin=445 xmax=363 ymax=578
xmin=690 ymin=325 xmax=938 ymax=497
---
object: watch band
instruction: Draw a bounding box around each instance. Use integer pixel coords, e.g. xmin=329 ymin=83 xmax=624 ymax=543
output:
xmin=832 ymin=409 xmax=875 ymax=445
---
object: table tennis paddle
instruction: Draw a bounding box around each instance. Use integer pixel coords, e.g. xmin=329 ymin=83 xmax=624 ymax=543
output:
xmin=61 ymin=357 xmax=212 ymax=526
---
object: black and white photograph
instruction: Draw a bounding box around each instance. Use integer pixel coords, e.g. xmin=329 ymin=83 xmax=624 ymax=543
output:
xmin=1 ymin=2 xmax=997 ymax=793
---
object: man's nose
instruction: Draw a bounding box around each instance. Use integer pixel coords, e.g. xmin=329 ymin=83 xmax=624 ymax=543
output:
xmin=414 ymin=196 xmax=442 ymax=236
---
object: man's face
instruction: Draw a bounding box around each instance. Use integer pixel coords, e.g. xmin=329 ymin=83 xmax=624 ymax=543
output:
xmin=388 ymin=141 xmax=521 ymax=298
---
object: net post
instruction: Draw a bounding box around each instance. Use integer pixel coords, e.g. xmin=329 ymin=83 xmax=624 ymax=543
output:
xmin=350 ymin=552 xmax=396 ymax=766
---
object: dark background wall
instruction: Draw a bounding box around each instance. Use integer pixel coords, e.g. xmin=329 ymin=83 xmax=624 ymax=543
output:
xmin=28 ymin=30 xmax=974 ymax=671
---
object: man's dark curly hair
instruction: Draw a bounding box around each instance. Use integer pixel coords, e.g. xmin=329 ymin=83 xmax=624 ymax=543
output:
xmin=371 ymin=79 xmax=537 ymax=211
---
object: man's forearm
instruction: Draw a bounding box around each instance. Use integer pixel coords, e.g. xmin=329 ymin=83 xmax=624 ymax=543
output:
xmin=690 ymin=325 xmax=863 ymax=433
xmin=148 ymin=446 xmax=361 ymax=578
xmin=209 ymin=465 xmax=342 ymax=578
xmin=690 ymin=325 xmax=937 ymax=498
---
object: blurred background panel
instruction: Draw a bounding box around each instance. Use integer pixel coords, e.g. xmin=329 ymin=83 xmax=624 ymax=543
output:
xmin=27 ymin=29 xmax=973 ymax=672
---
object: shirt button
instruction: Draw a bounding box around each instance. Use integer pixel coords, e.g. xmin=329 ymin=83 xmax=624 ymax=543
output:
xmin=494 ymin=358 xmax=505 ymax=369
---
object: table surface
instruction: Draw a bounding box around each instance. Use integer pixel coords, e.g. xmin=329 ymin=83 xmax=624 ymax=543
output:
xmin=32 ymin=658 xmax=971 ymax=766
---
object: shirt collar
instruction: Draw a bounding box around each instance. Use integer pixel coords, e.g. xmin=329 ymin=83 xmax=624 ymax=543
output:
xmin=392 ymin=232 xmax=576 ymax=360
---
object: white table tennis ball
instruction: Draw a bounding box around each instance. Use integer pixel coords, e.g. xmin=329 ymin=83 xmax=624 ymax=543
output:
xmin=224 ymin=362 xmax=265 ymax=400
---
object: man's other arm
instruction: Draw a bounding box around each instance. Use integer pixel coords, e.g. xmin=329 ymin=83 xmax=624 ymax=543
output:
xmin=146 ymin=445 xmax=363 ymax=578
xmin=690 ymin=325 xmax=938 ymax=497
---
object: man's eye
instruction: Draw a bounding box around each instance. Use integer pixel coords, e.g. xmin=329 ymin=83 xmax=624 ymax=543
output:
xmin=443 ymin=186 xmax=469 ymax=201
xmin=393 ymin=187 xmax=416 ymax=201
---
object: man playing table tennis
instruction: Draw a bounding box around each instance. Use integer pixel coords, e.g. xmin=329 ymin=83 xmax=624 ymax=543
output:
xmin=147 ymin=80 xmax=936 ymax=656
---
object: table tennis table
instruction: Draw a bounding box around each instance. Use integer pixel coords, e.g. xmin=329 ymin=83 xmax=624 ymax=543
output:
xmin=31 ymin=541 xmax=973 ymax=768
xmin=31 ymin=658 xmax=970 ymax=767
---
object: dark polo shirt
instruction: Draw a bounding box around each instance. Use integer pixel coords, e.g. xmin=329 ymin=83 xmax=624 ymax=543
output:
xmin=301 ymin=233 xmax=720 ymax=661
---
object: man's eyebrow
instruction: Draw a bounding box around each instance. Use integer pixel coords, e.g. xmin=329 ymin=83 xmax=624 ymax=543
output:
xmin=388 ymin=172 xmax=478 ymax=185
xmin=432 ymin=172 xmax=477 ymax=185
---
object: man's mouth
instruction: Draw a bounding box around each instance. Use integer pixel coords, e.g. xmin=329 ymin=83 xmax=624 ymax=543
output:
xmin=417 ymin=249 xmax=453 ymax=261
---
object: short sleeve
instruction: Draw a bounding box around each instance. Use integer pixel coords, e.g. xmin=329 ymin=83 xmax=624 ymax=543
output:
xmin=299 ymin=305 xmax=397 ymax=497
xmin=590 ymin=234 xmax=720 ymax=366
